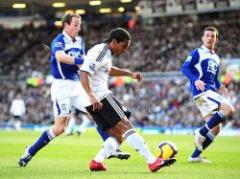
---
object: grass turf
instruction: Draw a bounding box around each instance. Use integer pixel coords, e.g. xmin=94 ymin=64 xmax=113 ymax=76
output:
xmin=0 ymin=129 xmax=240 ymax=179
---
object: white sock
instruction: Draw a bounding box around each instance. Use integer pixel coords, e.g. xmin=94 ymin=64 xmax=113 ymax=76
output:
xmin=124 ymin=129 xmax=156 ymax=164
xmin=48 ymin=128 xmax=56 ymax=140
xmin=94 ymin=137 xmax=119 ymax=163
xmin=206 ymin=131 xmax=215 ymax=140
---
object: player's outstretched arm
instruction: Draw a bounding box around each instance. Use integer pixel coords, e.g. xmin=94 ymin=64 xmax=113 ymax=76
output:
xmin=109 ymin=66 xmax=143 ymax=82
xmin=55 ymin=51 xmax=84 ymax=65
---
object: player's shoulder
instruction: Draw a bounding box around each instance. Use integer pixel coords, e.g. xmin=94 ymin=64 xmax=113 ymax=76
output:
xmin=53 ymin=33 xmax=64 ymax=42
xmin=191 ymin=48 xmax=201 ymax=55
xmin=51 ymin=33 xmax=65 ymax=46
xmin=92 ymin=43 xmax=108 ymax=50
xmin=187 ymin=48 xmax=200 ymax=59
xmin=89 ymin=43 xmax=109 ymax=54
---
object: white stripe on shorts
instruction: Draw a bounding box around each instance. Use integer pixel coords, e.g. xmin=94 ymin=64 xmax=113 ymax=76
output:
xmin=106 ymin=95 xmax=125 ymax=119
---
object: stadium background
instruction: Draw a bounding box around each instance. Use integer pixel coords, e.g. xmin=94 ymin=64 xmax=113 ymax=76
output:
xmin=0 ymin=0 xmax=239 ymax=134
xmin=0 ymin=1 xmax=240 ymax=179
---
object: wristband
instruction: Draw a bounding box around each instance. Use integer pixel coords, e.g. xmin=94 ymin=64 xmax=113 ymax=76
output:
xmin=74 ymin=57 xmax=84 ymax=65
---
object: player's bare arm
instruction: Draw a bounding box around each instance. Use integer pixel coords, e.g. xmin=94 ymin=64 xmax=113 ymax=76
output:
xmin=80 ymin=71 xmax=103 ymax=111
xmin=55 ymin=51 xmax=83 ymax=65
xmin=109 ymin=66 xmax=143 ymax=82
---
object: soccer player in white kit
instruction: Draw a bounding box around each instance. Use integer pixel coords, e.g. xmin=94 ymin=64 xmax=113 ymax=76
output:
xmin=80 ymin=27 xmax=176 ymax=172
xmin=181 ymin=27 xmax=235 ymax=163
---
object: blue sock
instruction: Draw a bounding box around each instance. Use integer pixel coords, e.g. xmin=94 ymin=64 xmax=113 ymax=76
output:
xmin=96 ymin=126 xmax=110 ymax=141
xmin=191 ymin=132 xmax=214 ymax=158
xmin=202 ymin=132 xmax=214 ymax=150
xmin=28 ymin=129 xmax=55 ymax=156
xmin=191 ymin=148 xmax=202 ymax=158
xmin=200 ymin=111 xmax=224 ymax=136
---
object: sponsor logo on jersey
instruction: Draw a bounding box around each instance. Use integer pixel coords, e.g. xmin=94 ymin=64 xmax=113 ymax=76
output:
xmin=68 ymin=51 xmax=81 ymax=58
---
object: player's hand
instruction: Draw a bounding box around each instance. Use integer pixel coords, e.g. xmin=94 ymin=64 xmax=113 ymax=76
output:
xmin=220 ymin=85 xmax=229 ymax=97
xmin=89 ymin=93 xmax=103 ymax=111
xmin=131 ymin=72 xmax=143 ymax=82
xmin=195 ymin=79 xmax=205 ymax=91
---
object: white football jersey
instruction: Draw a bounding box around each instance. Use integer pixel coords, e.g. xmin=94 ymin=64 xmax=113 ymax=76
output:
xmin=81 ymin=43 xmax=112 ymax=100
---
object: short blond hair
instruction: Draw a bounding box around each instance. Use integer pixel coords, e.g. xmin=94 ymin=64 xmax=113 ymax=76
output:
xmin=203 ymin=26 xmax=219 ymax=38
xmin=61 ymin=13 xmax=80 ymax=28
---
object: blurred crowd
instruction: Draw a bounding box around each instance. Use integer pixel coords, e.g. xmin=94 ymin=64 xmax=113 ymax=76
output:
xmin=0 ymin=83 xmax=52 ymax=125
xmin=0 ymin=79 xmax=239 ymax=128
xmin=0 ymin=11 xmax=239 ymax=128
xmin=1 ymin=12 xmax=240 ymax=77
xmin=112 ymin=79 xmax=240 ymax=128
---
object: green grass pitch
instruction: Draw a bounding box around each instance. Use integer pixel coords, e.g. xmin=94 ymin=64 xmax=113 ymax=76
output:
xmin=0 ymin=129 xmax=240 ymax=179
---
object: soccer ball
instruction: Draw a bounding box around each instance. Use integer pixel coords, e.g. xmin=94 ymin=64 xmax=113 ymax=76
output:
xmin=156 ymin=141 xmax=178 ymax=159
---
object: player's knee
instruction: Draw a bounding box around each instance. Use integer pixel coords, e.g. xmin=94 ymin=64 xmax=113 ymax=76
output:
xmin=121 ymin=118 xmax=133 ymax=129
xmin=114 ymin=118 xmax=132 ymax=132
xmin=220 ymin=103 xmax=235 ymax=117
xmin=107 ymin=128 xmax=123 ymax=143
xmin=52 ymin=125 xmax=65 ymax=136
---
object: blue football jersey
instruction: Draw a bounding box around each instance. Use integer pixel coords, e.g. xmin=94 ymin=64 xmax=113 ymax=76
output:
xmin=50 ymin=31 xmax=85 ymax=80
xmin=181 ymin=45 xmax=221 ymax=97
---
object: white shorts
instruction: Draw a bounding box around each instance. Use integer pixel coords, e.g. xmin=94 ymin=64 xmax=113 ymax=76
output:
xmin=51 ymin=79 xmax=91 ymax=117
xmin=193 ymin=90 xmax=233 ymax=118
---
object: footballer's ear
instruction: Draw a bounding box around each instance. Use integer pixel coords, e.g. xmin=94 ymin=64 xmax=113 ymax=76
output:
xmin=112 ymin=39 xmax=118 ymax=45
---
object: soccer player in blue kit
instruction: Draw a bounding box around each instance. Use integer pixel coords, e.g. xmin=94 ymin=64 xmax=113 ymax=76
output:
xmin=181 ymin=27 xmax=235 ymax=163
xmin=18 ymin=13 xmax=129 ymax=167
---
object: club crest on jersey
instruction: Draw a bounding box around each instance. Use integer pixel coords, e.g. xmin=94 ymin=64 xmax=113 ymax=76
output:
xmin=54 ymin=42 xmax=63 ymax=48
xmin=89 ymin=63 xmax=96 ymax=72
xmin=207 ymin=59 xmax=218 ymax=74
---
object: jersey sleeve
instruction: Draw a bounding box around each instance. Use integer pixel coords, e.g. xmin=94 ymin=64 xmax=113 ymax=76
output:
xmin=214 ymin=67 xmax=221 ymax=89
xmin=80 ymin=45 xmax=102 ymax=76
xmin=51 ymin=38 xmax=65 ymax=55
xmin=181 ymin=49 xmax=199 ymax=82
